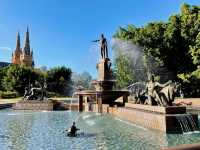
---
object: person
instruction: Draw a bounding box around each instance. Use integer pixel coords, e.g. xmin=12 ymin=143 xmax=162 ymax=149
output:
xmin=67 ymin=122 xmax=79 ymax=136
xmin=145 ymin=75 xmax=171 ymax=105
xmin=92 ymin=34 xmax=108 ymax=59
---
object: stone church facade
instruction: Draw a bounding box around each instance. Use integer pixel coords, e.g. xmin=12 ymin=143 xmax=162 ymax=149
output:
xmin=12 ymin=28 xmax=34 ymax=67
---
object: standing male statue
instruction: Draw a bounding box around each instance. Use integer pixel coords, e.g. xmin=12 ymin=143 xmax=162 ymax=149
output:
xmin=92 ymin=34 xmax=108 ymax=59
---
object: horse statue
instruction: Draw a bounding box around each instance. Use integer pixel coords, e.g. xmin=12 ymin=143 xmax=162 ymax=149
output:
xmin=158 ymin=82 xmax=181 ymax=106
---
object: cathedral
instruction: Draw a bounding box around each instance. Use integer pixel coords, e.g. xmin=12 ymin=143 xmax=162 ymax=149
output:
xmin=12 ymin=28 xmax=34 ymax=67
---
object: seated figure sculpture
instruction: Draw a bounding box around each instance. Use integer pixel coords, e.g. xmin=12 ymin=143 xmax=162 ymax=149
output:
xmin=136 ymin=75 xmax=179 ymax=106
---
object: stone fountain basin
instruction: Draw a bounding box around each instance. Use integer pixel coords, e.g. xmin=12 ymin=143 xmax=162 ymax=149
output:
xmin=110 ymin=104 xmax=199 ymax=133
xmin=125 ymin=103 xmax=187 ymax=114
xmin=75 ymin=90 xmax=129 ymax=104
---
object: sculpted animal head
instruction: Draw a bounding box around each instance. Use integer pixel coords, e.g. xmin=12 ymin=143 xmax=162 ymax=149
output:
xmin=171 ymin=82 xmax=181 ymax=93
xmin=160 ymin=81 xmax=181 ymax=105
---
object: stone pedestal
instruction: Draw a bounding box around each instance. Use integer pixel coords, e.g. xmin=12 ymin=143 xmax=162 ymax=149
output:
xmin=97 ymin=58 xmax=112 ymax=81
xmin=13 ymin=100 xmax=54 ymax=111
xmin=109 ymin=103 xmax=199 ymax=133
xmin=76 ymin=57 xmax=129 ymax=112
xmin=92 ymin=80 xmax=115 ymax=91
xmin=93 ymin=58 xmax=115 ymax=91
xmin=78 ymin=95 xmax=84 ymax=112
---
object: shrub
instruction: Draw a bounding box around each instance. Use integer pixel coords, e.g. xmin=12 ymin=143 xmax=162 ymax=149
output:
xmin=0 ymin=91 xmax=18 ymax=99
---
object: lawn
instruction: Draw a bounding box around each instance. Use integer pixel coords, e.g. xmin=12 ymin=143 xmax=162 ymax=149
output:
xmin=0 ymin=97 xmax=78 ymax=104
xmin=0 ymin=97 xmax=22 ymax=104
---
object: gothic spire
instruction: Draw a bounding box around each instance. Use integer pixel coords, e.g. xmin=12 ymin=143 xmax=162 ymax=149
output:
xmin=16 ymin=31 xmax=21 ymax=51
xmin=24 ymin=27 xmax=30 ymax=55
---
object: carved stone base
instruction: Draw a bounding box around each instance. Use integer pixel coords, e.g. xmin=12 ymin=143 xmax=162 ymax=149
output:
xmin=97 ymin=58 xmax=112 ymax=81
xmin=109 ymin=103 xmax=199 ymax=133
xmin=13 ymin=100 xmax=54 ymax=111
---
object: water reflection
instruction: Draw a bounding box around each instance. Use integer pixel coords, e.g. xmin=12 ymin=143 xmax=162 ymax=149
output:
xmin=0 ymin=110 xmax=199 ymax=150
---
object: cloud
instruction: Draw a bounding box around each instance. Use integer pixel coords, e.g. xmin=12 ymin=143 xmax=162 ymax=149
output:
xmin=0 ymin=47 xmax=12 ymax=51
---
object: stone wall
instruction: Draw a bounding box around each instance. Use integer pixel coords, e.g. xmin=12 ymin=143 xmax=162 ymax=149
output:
xmin=175 ymin=98 xmax=200 ymax=106
xmin=107 ymin=104 xmax=198 ymax=133
xmin=162 ymin=143 xmax=200 ymax=150
xmin=108 ymin=106 xmax=167 ymax=132
xmin=13 ymin=101 xmax=53 ymax=111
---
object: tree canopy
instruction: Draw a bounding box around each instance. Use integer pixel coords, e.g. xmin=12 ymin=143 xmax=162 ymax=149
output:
xmin=72 ymin=71 xmax=93 ymax=90
xmin=0 ymin=65 xmax=72 ymax=96
xmin=113 ymin=3 xmax=200 ymax=97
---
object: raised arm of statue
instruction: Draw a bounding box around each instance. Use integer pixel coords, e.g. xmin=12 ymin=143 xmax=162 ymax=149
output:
xmin=92 ymin=39 xmax=100 ymax=42
xmin=155 ymin=80 xmax=172 ymax=88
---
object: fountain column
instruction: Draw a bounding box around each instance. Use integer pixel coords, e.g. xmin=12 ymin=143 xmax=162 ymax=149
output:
xmin=75 ymin=34 xmax=129 ymax=112
xmin=79 ymin=95 xmax=83 ymax=112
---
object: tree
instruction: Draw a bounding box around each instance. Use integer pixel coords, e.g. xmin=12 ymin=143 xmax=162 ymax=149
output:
xmin=113 ymin=3 xmax=200 ymax=96
xmin=190 ymin=33 xmax=200 ymax=66
xmin=72 ymin=71 xmax=92 ymax=90
xmin=46 ymin=66 xmax=72 ymax=96
xmin=0 ymin=67 xmax=8 ymax=91
xmin=2 ymin=65 xmax=44 ymax=95
xmin=114 ymin=54 xmax=135 ymax=88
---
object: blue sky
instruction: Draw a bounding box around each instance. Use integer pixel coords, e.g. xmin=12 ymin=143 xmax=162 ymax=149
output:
xmin=0 ymin=0 xmax=199 ymax=78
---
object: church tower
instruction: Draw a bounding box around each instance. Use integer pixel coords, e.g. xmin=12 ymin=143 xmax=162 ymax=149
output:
xmin=20 ymin=27 xmax=34 ymax=67
xmin=12 ymin=32 xmax=22 ymax=65
xmin=12 ymin=27 xmax=34 ymax=67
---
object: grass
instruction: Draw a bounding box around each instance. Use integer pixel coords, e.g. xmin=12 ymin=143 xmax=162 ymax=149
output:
xmin=0 ymin=97 xmax=77 ymax=104
xmin=0 ymin=97 xmax=22 ymax=104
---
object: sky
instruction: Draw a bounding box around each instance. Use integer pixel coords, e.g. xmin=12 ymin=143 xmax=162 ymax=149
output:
xmin=0 ymin=0 xmax=199 ymax=78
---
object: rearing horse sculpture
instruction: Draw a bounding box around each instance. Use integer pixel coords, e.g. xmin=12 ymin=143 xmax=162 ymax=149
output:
xmin=158 ymin=82 xmax=180 ymax=106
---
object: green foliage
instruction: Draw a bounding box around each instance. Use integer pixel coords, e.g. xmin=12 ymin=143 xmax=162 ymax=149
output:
xmin=46 ymin=91 xmax=64 ymax=98
xmin=190 ymin=33 xmax=200 ymax=66
xmin=114 ymin=54 xmax=135 ymax=88
xmin=72 ymin=71 xmax=93 ymax=90
xmin=47 ymin=66 xmax=72 ymax=95
xmin=113 ymin=3 xmax=200 ymax=97
xmin=2 ymin=65 xmax=44 ymax=95
xmin=0 ymin=65 xmax=72 ymax=97
xmin=0 ymin=67 xmax=8 ymax=91
xmin=178 ymin=68 xmax=200 ymax=97
xmin=0 ymin=91 xmax=18 ymax=99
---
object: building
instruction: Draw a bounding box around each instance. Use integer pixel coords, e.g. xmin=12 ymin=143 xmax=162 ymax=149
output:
xmin=0 ymin=62 xmax=10 ymax=68
xmin=12 ymin=28 xmax=34 ymax=67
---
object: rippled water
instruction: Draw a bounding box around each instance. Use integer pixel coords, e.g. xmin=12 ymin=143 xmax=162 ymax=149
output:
xmin=0 ymin=110 xmax=200 ymax=150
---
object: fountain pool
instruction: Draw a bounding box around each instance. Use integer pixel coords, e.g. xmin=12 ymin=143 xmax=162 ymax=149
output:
xmin=0 ymin=110 xmax=200 ymax=150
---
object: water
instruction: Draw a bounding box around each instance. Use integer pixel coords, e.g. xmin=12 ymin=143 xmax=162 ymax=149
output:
xmin=176 ymin=115 xmax=199 ymax=133
xmin=0 ymin=110 xmax=200 ymax=150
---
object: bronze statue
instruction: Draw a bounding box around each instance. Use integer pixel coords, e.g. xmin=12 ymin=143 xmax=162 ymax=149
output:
xmin=92 ymin=34 xmax=108 ymax=59
xmin=145 ymin=75 xmax=172 ymax=106
xmin=133 ymin=75 xmax=179 ymax=106
xmin=23 ymin=79 xmax=47 ymax=101
xmin=23 ymin=87 xmax=30 ymax=100
xmin=158 ymin=82 xmax=180 ymax=106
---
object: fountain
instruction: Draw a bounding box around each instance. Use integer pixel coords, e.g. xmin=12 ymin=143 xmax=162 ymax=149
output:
xmin=75 ymin=34 xmax=129 ymax=112
xmin=13 ymin=80 xmax=54 ymax=111
xmin=75 ymin=34 xmax=199 ymax=133
xmin=108 ymin=75 xmax=199 ymax=133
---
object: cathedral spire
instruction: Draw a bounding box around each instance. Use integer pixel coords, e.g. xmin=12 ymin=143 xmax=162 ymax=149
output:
xmin=16 ymin=31 xmax=21 ymax=50
xmin=24 ymin=27 xmax=30 ymax=55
